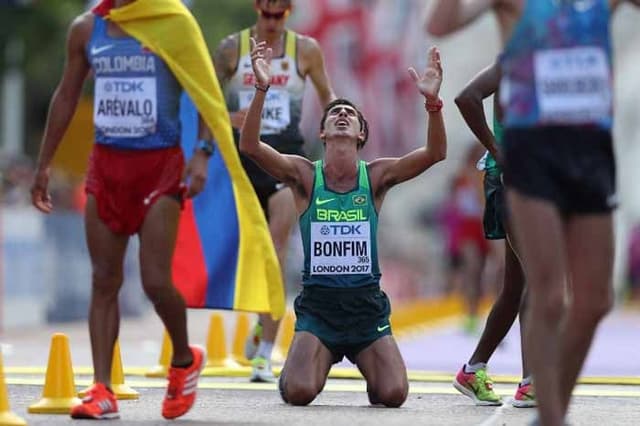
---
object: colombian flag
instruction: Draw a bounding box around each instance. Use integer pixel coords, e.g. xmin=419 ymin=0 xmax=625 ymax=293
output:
xmin=102 ymin=0 xmax=285 ymax=318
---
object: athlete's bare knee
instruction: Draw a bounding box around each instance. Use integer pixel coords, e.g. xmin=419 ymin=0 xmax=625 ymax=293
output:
xmin=282 ymin=379 xmax=319 ymax=406
xmin=141 ymin=272 xmax=175 ymax=306
xmin=91 ymin=264 xmax=123 ymax=299
xmin=368 ymin=381 xmax=408 ymax=408
xmin=574 ymin=289 xmax=613 ymax=325
xmin=535 ymin=293 xmax=565 ymax=324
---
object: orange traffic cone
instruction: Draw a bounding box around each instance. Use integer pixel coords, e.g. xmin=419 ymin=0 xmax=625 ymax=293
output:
xmin=231 ymin=313 xmax=251 ymax=366
xmin=204 ymin=313 xmax=236 ymax=370
xmin=79 ymin=340 xmax=139 ymax=400
xmin=0 ymin=351 xmax=26 ymax=425
xmin=28 ymin=333 xmax=81 ymax=414
xmin=145 ymin=330 xmax=172 ymax=378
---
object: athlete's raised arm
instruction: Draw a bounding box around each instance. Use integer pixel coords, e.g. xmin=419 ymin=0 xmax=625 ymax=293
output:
xmin=239 ymin=38 xmax=310 ymax=187
xmin=455 ymin=62 xmax=501 ymax=165
xmin=368 ymin=46 xmax=446 ymax=191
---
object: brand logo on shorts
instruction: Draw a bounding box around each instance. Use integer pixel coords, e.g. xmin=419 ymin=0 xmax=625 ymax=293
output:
xmin=377 ymin=324 xmax=390 ymax=332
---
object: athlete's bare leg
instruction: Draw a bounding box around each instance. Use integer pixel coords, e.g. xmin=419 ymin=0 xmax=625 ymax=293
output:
xmin=278 ymin=332 xmax=334 ymax=405
xmin=258 ymin=187 xmax=297 ymax=348
xmin=508 ymin=191 xmax=567 ymax=426
xmin=486 ymin=240 xmax=506 ymax=297
xmin=468 ymin=236 xmax=526 ymax=376
xmin=355 ymin=336 xmax=408 ymax=408
xmin=139 ymin=196 xmax=192 ymax=365
xmin=85 ymin=195 xmax=129 ymax=387
xmin=559 ymin=214 xmax=614 ymax=414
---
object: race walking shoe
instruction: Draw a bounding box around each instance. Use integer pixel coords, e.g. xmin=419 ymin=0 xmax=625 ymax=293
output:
xmin=250 ymin=355 xmax=276 ymax=383
xmin=70 ymin=382 xmax=119 ymax=419
xmin=453 ymin=366 xmax=503 ymax=406
xmin=162 ymin=345 xmax=206 ymax=420
xmin=512 ymin=382 xmax=537 ymax=408
xmin=245 ymin=322 xmax=263 ymax=361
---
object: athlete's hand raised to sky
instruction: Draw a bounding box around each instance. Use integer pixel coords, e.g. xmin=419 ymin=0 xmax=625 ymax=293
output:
xmin=250 ymin=37 xmax=272 ymax=88
xmin=408 ymin=47 xmax=443 ymax=101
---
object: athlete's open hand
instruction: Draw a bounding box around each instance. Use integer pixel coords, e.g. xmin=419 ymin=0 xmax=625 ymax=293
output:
xmin=249 ymin=37 xmax=272 ymax=88
xmin=408 ymin=46 xmax=443 ymax=101
xmin=184 ymin=151 xmax=208 ymax=198
xmin=31 ymin=169 xmax=53 ymax=213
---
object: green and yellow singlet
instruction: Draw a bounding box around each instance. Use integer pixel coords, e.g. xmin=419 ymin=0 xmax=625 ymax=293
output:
xmin=300 ymin=161 xmax=381 ymax=288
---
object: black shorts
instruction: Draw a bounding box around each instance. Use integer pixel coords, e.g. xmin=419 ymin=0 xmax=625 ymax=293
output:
xmin=239 ymin=146 xmax=305 ymax=220
xmin=503 ymin=126 xmax=617 ymax=215
xmin=294 ymin=284 xmax=392 ymax=364
xmin=483 ymin=172 xmax=507 ymax=240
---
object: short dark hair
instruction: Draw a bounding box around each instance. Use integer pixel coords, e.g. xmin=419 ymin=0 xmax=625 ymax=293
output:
xmin=320 ymin=98 xmax=369 ymax=149
xmin=255 ymin=0 xmax=292 ymax=8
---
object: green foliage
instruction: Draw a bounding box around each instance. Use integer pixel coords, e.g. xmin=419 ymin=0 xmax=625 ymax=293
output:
xmin=191 ymin=0 xmax=256 ymax=53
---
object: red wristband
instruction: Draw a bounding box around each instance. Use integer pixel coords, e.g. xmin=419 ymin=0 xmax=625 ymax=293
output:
xmin=424 ymin=97 xmax=443 ymax=113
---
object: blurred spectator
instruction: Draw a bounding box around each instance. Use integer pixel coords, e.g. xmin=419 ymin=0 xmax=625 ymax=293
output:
xmin=446 ymin=144 xmax=487 ymax=334
xmin=0 ymin=154 xmax=34 ymax=206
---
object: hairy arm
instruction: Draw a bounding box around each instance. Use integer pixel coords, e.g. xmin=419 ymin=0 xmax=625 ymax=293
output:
xmin=299 ymin=36 xmax=336 ymax=107
xmin=239 ymin=88 xmax=307 ymax=185
xmin=31 ymin=13 xmax=92 ymax=212
xmin=455 ymin=62 xmax=501 ymax=162
xmin=369 ymin=47 xmax=447 ymax=192
xmin=239 ymin=39 xmax=310 ymax=187
xmin=369 ymin=107 xmax=447 ymax=190
xmin=426 ymin=0 xmax=499 ymax=36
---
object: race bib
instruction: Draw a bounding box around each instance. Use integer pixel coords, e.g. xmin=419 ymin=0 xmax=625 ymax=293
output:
xmin=94 ymin=77 xmax=157 ymax=138
xmin=239 ymin=89 xmax=290 ymax=135
xmin=310 ymin=221 xmax=371 ymax=275
xmin=534 ymin=47 xmax=611 ymax=124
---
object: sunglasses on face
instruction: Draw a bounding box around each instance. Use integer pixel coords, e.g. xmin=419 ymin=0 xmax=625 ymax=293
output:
xmin=257 ymin=9 xmax=290 ymax=20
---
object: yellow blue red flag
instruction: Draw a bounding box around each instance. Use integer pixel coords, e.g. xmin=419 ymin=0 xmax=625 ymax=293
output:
xmin=98 ymin=0 xmax=285 ymax=318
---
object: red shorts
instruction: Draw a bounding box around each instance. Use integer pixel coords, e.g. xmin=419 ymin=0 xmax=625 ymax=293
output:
xmin=451 ymin=217 xmax=490 ymax=256
xmin=85 ymin=144 xmax=185 ymax=235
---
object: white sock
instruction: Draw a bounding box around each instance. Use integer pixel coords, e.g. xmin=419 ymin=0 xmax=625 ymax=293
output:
xmin=521 ymin=375 xmax=532 ymax=386
xmin=464 ymin=362 xmax=487 ymax=373
xmin=256 ymin=341 xmax=274 ymax=361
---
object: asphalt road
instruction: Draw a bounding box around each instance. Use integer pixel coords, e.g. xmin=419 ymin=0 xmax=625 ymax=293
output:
xmin=2 ymin=308 xmax=640 ymax=425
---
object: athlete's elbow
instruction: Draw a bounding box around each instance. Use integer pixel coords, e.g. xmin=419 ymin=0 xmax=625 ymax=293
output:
xmin=454 ymin=90 xmax=478 ymax=113
xmin=425 ymin=19 xmax=453 ymax=37
xmin=429 ymin=146 xmax=447 ymax=164
xmin=238 ymin=137 xmax=258 ymax=157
